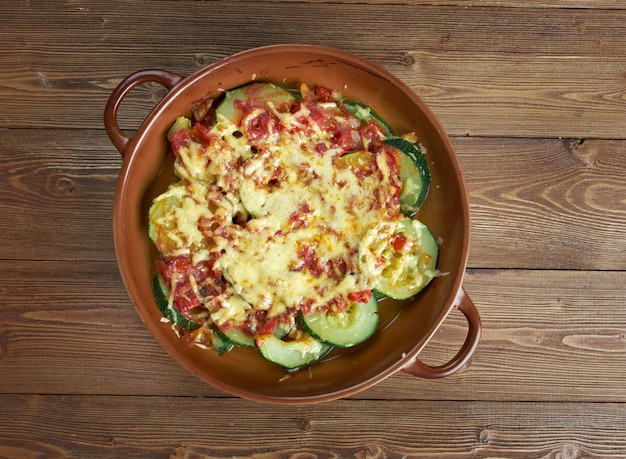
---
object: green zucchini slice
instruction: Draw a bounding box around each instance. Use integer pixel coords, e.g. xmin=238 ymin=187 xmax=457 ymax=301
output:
xmin=215 ymin=320 xmax=292 ymax=349
xmin=148 ymin=181 xmax=206 ymax=258
xmin=215 ymin=82 xmax=296 ymax=125
xmin=299 ymin=295 xmax=378 ymax=348
xmin=167 ymin=115 xmax=192 ymax=140
xmin=358 ymin=218 xmax=439 ymax=300
xmin=148 ymin=181 xmax=234 ymax=260
xmin=152 ymin=275 xmax=199 ymax=331
xmin=256 ymin=334 xmax=332 ymax=370
xmin=208 ymin=326 xmax=234 ymax=356
xmin=334 ymin=150 xmax=375 ymax=170
xmin=216 ymin=327 xmax=255 ymax=348
xmin=385 ymin=136 xmax=431 ymax=215
xmin=342 ymin=99 xmax=392 ymax=136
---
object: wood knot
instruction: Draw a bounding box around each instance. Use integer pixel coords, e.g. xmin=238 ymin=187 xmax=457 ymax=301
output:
xmin=560 ymin=443 xmax=580 ymax=459
xmin=55 ymin=176 xmax=76 ymax=195
xmin=37 ymin=71 xmax=53 ymax=88
xmin=299 ymin=416 xmax=312 ymax=431
xmin=195 ymin=54 xmax=212 ymax=67
xmin=566 ymin=138 xmax=600 ymax=166
xmin=402 ymin=53 xmax=415 ymax=66
xmin=478 ymin=427 xmax=492 ymax=444
xmin=354 ymin=443 xmax=385 ymax=458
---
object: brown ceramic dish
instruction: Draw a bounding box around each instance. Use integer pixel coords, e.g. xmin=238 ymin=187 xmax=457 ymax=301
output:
xmin=105 ymin=44 xmax=481 ymax=404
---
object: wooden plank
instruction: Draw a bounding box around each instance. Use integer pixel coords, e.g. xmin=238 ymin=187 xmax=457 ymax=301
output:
xmin=1 ymin=0 xmax=622 ymax=455
xmin=406 ymin=268 xmax=626 ymax=402
xmin=456 ymin=137 xmax=626 ymax=270
xmin=254 ymin=0 xmax=626 ymax=9
xmin=402 ymin=52 xmax=626 ymax=139
xmin=1 ymin=395 xmax=626 ymax=457
xmin=4 ymin=2 xmax=617 ymax=58
xmin=2 ymin=131 xmax=625 ymax=270
xmin=0 ymin=129 xmax=120 ymax=262
xmin=1 ymin=261 xmax=625 ymax=402
xmin=0 ymin=260 xmax=216 ymax=397
xmin=0 ymin=2 xmax=625 ymax=138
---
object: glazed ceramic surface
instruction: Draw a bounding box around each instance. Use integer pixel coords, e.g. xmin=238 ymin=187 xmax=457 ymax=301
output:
xmin=105 ymin=45 xmax=481 ymax=404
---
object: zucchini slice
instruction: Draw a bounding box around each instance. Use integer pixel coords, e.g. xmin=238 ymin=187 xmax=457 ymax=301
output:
xmin=334 ymin=150 xmax=375 ymax=170
xmin=167 ymin=115 xmax=192 ymax=140
xmin=214 ymin=320 xmax=292 ymax=349
xmin=299 ymin=295 xmax=379 ymax=348
xmin=192 ymin=325 xmax=234 ymax=356
xmin=152 ymin=275 xmax=199 ymax=331
xmin=148 ymin=181 xmax=234 ymax=260
xmin=385 ymin=136 xmax=431 ymax=215
xmin=256 ymin=334 xmax=332 ymax=370
xmin=358 ymin=218 xmax=439 ymax=300
xmin=342 ymin=99 xmax=392 ymax=136
xmin=148 ymin=181 xmax=206 ymax=258
xmin=215 ymin=82 xmax=296 ymax=125
xmin=216 ymin=327 xmax=255 ymax=348
xmin=148 ymin=181 xmax=186 ymax=253
xmin=209 ymin=327 xmax=234 ymax=356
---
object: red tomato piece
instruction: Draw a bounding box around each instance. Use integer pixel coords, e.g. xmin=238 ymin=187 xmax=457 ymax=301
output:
xmin=169 ymin=129 xmax=193 ymax=156
xmin=348 ymin=290 xmax=373 ymax=304
xmin=391 ymin=235 xmax=408 ymax=251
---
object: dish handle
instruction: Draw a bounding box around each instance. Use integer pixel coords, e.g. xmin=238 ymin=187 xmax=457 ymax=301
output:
xmin=104 ymin=69 xmax=184 ymax=158
xmin=402 ymin=288 xmax=481 ymax=379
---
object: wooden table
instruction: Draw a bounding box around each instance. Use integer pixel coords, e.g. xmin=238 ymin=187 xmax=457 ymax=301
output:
xmin=2 ymin=0 xmax=625 ymax=456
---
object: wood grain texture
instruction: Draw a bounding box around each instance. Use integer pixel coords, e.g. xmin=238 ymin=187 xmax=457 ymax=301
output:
xmin=2 ymin=261 xmax=625 ymax=403
xmin=456 ymin=137 xmax=626 ymax=270
xmin=1 ymin=0 xmax=625 ymax=456
xmin=2 ymin=131 xmax=624 ymax=270
xmin=2 ymin=396 xmax=626 ymax=458
xmin=0 ymin=129 xmax=120 ymax=262
xmin=0 ymin=2 xmax=625 ymax=138
xmin=254 ymin=0 xmax=626 ymax=8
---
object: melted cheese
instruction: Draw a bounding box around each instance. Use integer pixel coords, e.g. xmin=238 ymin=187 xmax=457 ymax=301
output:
xmin=156 ymin=87 xmax=402 ymax=330
xmin=219 ymin=221 xmax=366 ymax=319
xmin=209 ymin=289 xmax=254 ymax=326
xmin=149 ymin=181 xmax=234 ymax=263
xmin=215 ymin=112 xmax=395 ymax=318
